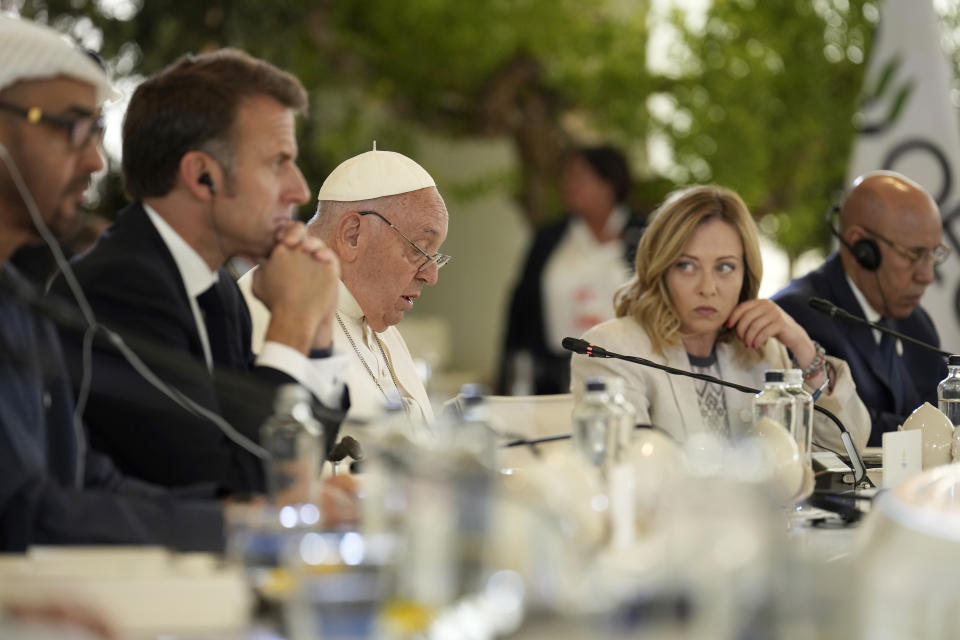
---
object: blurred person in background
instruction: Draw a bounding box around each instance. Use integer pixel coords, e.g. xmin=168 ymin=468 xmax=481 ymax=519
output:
xmin=500 ymin=144 xmax=645 ymax=395
xmin=570 ymin=185 xmax=870 ymax=452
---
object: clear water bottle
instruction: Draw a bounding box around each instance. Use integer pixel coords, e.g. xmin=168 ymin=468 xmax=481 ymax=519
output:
xmin=938 ymin=355 xmax=960 ymax=426
xmin=508 ymin=350 xmax=535 ymax=396
xmin=572 ymin=377 xmax=618 ymax=469
xmin=448 ymin=384 xmax=498 ymax=468
xmin=606 ymin=376 xmax=638 ymax=458
xmin=260 ymin=384 xmax=324 ymax=505
xmin=938 ymin=355 xmax=960 ymax=461
xmin=752 ymin=370 xmax=796 ymax=434
xmin=783 ymin=369 xmax=813 ymax=456
xmin=602 ymin=376 xmax=637 ymax=548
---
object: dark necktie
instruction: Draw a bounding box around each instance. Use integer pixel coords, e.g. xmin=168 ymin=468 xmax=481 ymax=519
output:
xmin=878 ymin=318 xmax=904 ymax=414
xmin=197 ymin=281 xmax=231 ymax=369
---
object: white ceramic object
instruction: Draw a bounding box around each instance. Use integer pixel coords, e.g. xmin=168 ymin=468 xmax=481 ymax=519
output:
xmin=899 ymin=402 xmax=953 ymax=469
xmin=747 ymin=417 xmax=804 ymax=502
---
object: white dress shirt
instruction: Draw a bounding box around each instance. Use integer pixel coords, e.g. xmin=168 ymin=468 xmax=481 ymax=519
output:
xmin=238 ymin=268 xmax=434 ymax=429
xmin=845 ymin=273 xmax=899 ymax=352
xmin=542 ymin=206 xmax=633 ymax=354
xmin=143 ymin=205 xmax=346 ymax=407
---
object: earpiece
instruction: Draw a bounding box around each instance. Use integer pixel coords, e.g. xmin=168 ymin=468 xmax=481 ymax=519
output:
xmin=198 ymin=172 xmax=215 ymax=195
xmin=825 ymin=205 xmax=881 ymax=271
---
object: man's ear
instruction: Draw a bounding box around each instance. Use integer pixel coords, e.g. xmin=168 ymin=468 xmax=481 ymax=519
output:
xmin=335 ymin=212 xmax=362 ymax=263
xmin=179 ymin=151 xmax=221 ymax=201
xmin=844 ymin=224 xmax=868 ymax=245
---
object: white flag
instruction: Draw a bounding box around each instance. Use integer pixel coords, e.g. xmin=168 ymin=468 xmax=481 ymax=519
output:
xmin=848 ymin=0 xmax=960 ymax=351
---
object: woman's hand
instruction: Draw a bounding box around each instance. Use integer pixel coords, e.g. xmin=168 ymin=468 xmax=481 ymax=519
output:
xmin=726 ymin=299 xmax=818 ymax=367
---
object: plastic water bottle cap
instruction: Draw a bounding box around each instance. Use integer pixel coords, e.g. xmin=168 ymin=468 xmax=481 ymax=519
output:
xmin=764 ymin=370 xmax=784 ymax=383
xmin=585 ymin=377 xmax=607 ymax=392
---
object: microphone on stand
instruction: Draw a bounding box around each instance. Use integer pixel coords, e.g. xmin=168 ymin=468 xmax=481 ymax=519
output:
xmin=807 ymin=297 xmax=952 ymax=358
xmin=501 ymin=425 xmax=658 ymax=450
xmin=561 ymin=337 xmax=870 ymax=487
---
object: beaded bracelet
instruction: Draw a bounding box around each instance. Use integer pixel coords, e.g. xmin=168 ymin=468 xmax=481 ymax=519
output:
xmin=801 ymin=341 xmax=826 ymax=380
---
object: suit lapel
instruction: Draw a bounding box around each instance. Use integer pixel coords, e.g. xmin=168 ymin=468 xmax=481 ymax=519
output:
xmin=823 ymin=255 xmax=899 ymax=396
xmin=661 ymin=343 xmax=704 ymax=439
xmin=714 ymin=341 xmax=758 ymax=437
xmin=119 ymin=204 xmax=210 ymax=362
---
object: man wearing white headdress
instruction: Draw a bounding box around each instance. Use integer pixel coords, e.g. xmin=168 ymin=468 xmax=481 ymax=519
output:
xmin=240 ymin=146 xmax=449 ymax=427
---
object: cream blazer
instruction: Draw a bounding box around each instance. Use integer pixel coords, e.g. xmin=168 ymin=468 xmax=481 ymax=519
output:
xmin=571 ymin=316 xmax=870 ymax=453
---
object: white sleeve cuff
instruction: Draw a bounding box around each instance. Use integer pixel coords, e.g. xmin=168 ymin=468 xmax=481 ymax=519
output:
xmin=256 ymin=341 xmax=349 ymax=408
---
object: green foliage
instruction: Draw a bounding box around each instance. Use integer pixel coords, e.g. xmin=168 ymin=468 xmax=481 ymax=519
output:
xmin=661 ymin=0 xmax=877 ymax=259
xmin=14 ymin=0 xmax=887 ymax=258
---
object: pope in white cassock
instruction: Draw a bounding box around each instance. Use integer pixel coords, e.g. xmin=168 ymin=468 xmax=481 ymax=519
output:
xmin=239 ymin=147 xmax=450 ymax=430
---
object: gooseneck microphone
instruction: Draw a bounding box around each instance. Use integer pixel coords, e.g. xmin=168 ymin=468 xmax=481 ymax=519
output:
xmin=807 ymin=297 xmax=951 ymax=358
xmin=501 ymin=426 xmax=658 ymax=451
xmin=562 ymin=337 xmax=871 ymax=486
xmin=562 ymin=337 xmax=759 ymax=394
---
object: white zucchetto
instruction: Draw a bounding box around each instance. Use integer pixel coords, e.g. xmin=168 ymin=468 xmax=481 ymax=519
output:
xmin=316 ymin=143 xmax=436 ymax=202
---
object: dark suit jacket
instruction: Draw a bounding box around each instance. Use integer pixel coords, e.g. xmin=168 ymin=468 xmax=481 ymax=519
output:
xmin=51 ymin=203 xmax=344 ymax=493
xmin=773 ymin=252 xmax=946 ymax=446
xmin=0 ymin=265 xmax=224 ymax=552
xmin=499 ymin=212 xmax=646 ymax=395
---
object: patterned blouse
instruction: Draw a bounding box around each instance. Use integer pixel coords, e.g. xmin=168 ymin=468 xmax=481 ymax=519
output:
xmin=687 ymin=350 xmax=729 ymax=437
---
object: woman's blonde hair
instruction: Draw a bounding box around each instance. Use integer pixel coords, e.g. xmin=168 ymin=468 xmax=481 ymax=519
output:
xmin=614 ymin=184 xmax=763 ymax=357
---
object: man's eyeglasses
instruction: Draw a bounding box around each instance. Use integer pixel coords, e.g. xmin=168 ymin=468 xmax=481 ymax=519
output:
xmin=0 ymin=102 xmax=104 ymax=150
xmin=864 ymin=226 xmax=951 ymax=267
xmin=359 ymin=210 xmax=452 ymax=272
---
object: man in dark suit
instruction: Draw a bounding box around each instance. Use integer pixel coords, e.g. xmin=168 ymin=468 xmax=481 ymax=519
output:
xmin=52 ymin=50 xmax=347 ymax=493
xmin=0 ymin=15 xmax=223 ymax=550
xmin=774 ymin=171 xmax=949 ymax=446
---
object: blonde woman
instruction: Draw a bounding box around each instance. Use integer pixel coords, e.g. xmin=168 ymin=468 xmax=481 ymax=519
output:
xmin=570 ymin=185 xmax=870 ymax=452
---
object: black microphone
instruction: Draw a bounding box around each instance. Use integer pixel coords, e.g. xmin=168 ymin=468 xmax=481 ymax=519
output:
xmin=564 ymin=336 xmax=758 ymax=394
xmin=807 ymin=297 xmax=951 ymax=358
xmin=328 ymin=435 xmax=364 ymax=463
xmin=562 ymin=337 xmax=610 ymax=358
xmin=563 ymin=337 xmax=870 ymax=486
xmin=502 ymin=424 xmax=659 ymax=450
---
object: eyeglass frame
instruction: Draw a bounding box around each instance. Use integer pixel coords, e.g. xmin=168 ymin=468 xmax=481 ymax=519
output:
xmin=861 ymin=225 xmax=951 ymax=267
xmin=0 ymin=102 xmax=105 ymax=150
xmin=358 ymin=210 xmax=451 ymax=272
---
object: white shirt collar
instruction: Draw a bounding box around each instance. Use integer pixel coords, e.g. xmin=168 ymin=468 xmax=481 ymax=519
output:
xmin=143 ymin=203 xmax=218 ymax=297
xmin=338 ymin=279 xmax=365 ymax=322
xmin=604 ymin=204 xmax=630 ymax=236
xmin=568 ymin=204 xmax=630 ymax=243
xmin=845 ymin=272 xmax=881 ymax=323
xmin=846 ymin=272 xmax=883 ymax=344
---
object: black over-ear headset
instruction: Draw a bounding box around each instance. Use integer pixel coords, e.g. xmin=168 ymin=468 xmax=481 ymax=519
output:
xmin=825 ymin=204 xmax=881 ymax=271
xmin=198 ymin=172 xmax=215 ymax=195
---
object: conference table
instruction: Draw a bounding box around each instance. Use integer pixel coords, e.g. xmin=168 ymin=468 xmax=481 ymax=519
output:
xmin=3 ymin=446 xmax=959 ymax=640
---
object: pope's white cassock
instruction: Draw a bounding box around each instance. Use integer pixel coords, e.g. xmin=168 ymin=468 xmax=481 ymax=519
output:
xmin=238 ymin=273 xmax=434 ymax=427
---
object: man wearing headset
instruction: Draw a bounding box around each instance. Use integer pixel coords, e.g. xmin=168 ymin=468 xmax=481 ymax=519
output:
xmin=774 ymin=171 xmax=949 ymax=446
xmin=0 ymin=15 xmax=228 ymax=550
